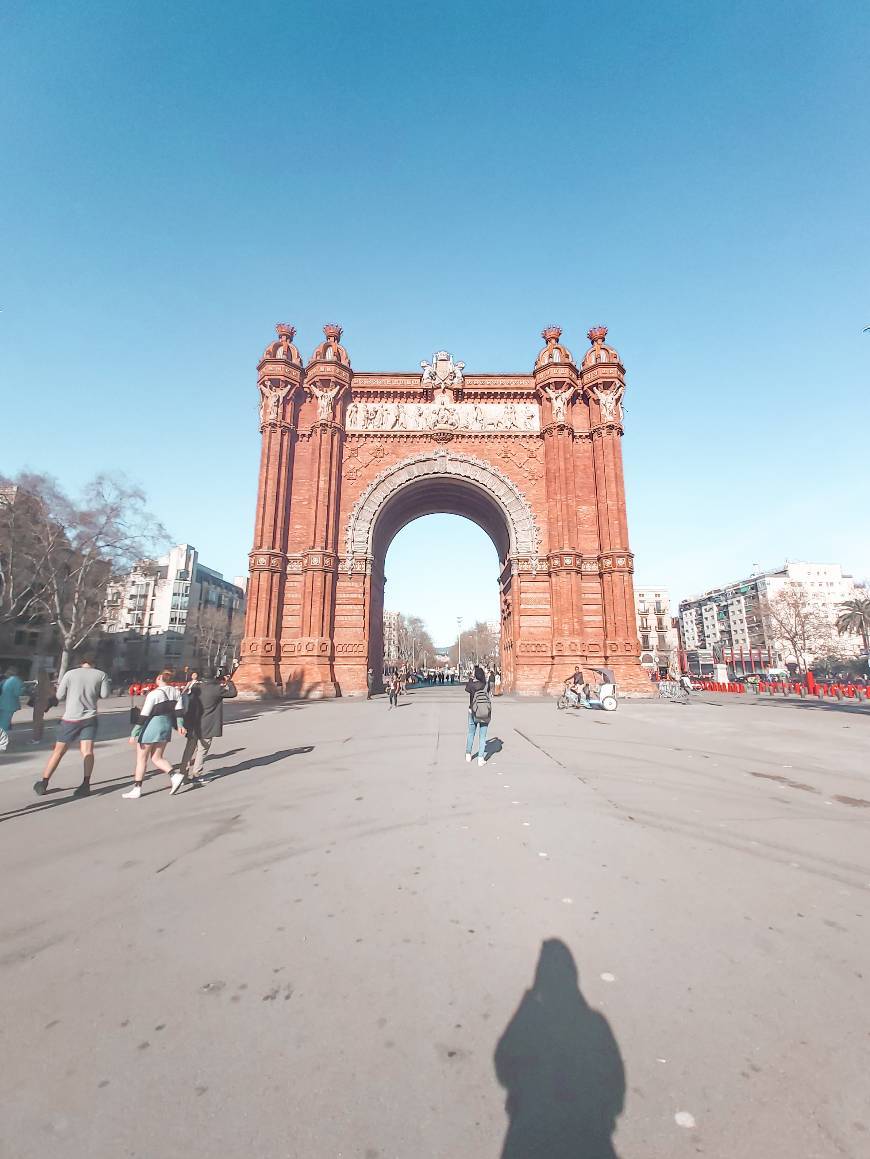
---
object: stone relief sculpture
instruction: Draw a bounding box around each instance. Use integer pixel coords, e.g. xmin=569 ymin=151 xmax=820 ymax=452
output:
xmin=594 ymin=384 xmax=624 ymax=424
xmin=345 ymin=398 xmax=539 ymax=434
xmin=544 ymin=384 xmax=574 ymax=424
xmin=259 ymin=379 xmax=292 ymax=424
xmin=420 ymin=350 xmax=465 ymax=390
xmin=310 ymin=382 xmax=340 ymax=422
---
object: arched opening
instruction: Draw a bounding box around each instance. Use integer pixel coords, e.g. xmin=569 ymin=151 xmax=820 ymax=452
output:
xmin=367 ymin=476 xmax=514 ymax=687
xmin=379 ymin=514 xmax=502 ymax=674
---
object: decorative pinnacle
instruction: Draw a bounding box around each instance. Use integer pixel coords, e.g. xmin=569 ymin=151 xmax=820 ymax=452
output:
xmin=587 ymin=325 xmax=608 ymax=344
xmin=275 ymin=323 xmax=296 ymax=340
xmin=541 ymin=325 xmax=562 ymax=343
xmin=323 ymin=323 xmax=343 ymax=341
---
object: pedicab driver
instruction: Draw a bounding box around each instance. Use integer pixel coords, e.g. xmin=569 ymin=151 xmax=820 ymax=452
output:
xmin=564 ymin=667 xmax=588 ymax=707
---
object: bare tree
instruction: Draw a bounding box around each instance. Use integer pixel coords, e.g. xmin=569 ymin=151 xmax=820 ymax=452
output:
xmin=0 ymin=478 xmax=52 ymax=626
xmin=13 ymin=473 xmax=166 ymax=679
xmin=191 ymin=605 xmax=244 ymax=671
xmin=762 ymin=587 xmax=831 ymax=674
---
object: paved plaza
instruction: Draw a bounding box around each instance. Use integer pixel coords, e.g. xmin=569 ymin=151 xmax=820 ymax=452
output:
xmin=0 ymin=689 xmax=868 ymax=1158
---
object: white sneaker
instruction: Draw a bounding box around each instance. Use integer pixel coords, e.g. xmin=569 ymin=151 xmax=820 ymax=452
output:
xmin=169 ymin=772 xmax=185 ymax=795
xmin=122 ymin=785 xmax=141 ymax=799
xmin=478 ymin=757 xmax=486 ymax=767
xmin=465 ymin=753 xmax=472 ymax=762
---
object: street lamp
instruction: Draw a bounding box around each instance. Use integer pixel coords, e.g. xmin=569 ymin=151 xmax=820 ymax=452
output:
xmin=457 ymin=616 xmax=463 ymax=674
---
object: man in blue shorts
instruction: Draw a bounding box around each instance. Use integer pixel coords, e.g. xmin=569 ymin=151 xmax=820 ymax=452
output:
xmin=34 ymin=656 xmax=111 ymax=797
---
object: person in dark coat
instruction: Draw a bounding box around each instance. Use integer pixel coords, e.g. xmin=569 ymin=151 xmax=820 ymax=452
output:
xmin=180 ymin=671 xmax=237 ymax=784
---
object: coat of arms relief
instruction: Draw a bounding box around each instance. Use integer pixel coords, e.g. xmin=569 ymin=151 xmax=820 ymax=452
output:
xmin=346 ymin=351 xmax=540 ymax=435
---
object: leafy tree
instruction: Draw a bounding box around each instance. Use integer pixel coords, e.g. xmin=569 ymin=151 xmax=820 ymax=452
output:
xmin=835 ymin=596 xmax=870 ymax=655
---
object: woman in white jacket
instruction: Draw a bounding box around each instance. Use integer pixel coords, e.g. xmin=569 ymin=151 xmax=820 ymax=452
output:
xmin=122 ymin=670 xmax=187 ymax=799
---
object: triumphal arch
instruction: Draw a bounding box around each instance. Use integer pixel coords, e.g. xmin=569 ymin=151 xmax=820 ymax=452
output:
xmin=234 ymin=322 xmax=646 ymax=697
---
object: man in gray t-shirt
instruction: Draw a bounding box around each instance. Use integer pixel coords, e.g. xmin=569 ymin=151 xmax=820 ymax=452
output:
xmin=34 ymin=658 xmax=111 ymax=798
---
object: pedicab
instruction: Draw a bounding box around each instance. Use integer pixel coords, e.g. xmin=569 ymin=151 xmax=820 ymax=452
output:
xmin=556 ymin=666 xmax=618 ymax=712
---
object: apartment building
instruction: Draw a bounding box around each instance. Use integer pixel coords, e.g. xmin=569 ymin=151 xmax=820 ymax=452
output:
xmin=679 ymin=561 xmax=863 ymax=671
xmin=383 ymin=610 xmax=400 ymax=665
xmin=105 ymin=544 xmax=245 ymax=676
xmin=634 ymin=587 xmax=679 ymax=673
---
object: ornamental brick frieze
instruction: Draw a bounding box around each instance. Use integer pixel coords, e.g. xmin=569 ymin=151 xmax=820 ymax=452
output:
xmin=510 ymin=556 xmax=546 ymax=576
xmin=248 ymin=550 xmax=285 ymax=572
xmin=598 ymin=551 xmax=634 ymax=572
xmin=590 ymin=422 xmax=624 ymax=439
xmin=553 ymin=638 xmax=585 ymax=656
xmin=280 ymin=637 xmax=332 ymax=657
xmin=302 ymin=550 xmax=339 ymax=572
xmin=548 ymin=552 xmax=583 ymax=571
xmin=517 ymin=641 xmax=551 ymax=656
xmin=246 ymin=637 xmax=279 ymax=656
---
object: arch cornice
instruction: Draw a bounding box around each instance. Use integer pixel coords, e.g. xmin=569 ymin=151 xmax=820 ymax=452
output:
xmin=343 ymin=450 xmax=541 ymax=573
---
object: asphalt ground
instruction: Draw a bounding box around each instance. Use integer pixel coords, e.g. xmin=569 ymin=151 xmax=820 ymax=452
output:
xmin=0 ymin=688 xmax=868 ymax=1158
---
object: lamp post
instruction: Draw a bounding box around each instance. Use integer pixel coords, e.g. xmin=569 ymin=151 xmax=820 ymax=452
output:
xmin=457 ymin=616 xmax=463 ymax=675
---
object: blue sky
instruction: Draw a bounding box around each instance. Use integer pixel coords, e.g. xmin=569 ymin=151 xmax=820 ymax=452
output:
xmin=2 ymin=1 xmax=869 ymax=642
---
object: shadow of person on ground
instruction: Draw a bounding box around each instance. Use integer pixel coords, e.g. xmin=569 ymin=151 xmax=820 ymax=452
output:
xmin=495 ymin=938 xmax=625 ymax=1158
xmin=485 ymin=737 xmax=504 ymax=759
xmin=203 ymin=746 xmax=314 ymax=782
xmin=0 ymin=769 xmax=167 ymax=824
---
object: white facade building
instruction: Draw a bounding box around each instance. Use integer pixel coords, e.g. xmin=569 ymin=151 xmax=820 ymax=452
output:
xmin=679 ymin=561 xmax=863 ymax=671
xmin=105 ymin=544 xmax=246 ymax=675
xmin=634 ymin=587 xmax=678 ymax=672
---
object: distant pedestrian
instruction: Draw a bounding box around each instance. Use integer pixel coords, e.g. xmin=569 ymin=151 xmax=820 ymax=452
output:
xmin=30 ymin=670 xmax=53 ymax=742
xmin=367 ymin=668 xmax=374 ymax=700
xmin=34 ymin=657 xmax=111 ymax=796
xmin=179 ymin=671 xmax=237 ymax=785
xmin=387 ymin=673 xmax=400 ymax=708
xmin=0 ymin=666 xmax=25 ymax=752
xmin=465 ymin=664 xmax=492 ymax=767
xmin=122 ymin=670 xmax=187 ymax=800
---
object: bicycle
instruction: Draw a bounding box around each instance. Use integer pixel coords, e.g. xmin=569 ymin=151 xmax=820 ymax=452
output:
xmin=658 ymin=680 xmax=690 ymax=705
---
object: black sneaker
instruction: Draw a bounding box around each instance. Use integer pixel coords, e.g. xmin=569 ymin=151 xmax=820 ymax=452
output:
xmin=72 ymin=782 xmax=91 ymax=798
xmin=33 ymin=780 xmax=49 ymax=796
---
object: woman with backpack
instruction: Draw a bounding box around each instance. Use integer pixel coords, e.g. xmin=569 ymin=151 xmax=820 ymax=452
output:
xmin=465 ymin=664 xmax=492 ymax=766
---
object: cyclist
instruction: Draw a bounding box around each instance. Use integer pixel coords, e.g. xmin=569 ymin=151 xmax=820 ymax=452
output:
xmin=564 ymin=667 xmax=588 ymax=708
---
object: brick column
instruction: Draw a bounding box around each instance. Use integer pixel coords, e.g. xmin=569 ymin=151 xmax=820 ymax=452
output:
xmin=580 ymin=327 xmax=647 ymax=692
xmin=533 ymin=327 xmax=586 ymax=690
xmin=280 ymin=325 xmax=352 ymax=698
xmin=235 ymin=326 xmax=303 ymax=696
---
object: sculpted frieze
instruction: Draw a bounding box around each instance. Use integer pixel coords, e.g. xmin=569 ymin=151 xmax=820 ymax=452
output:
xmin=345 ymin=393 xmax=540 ymax=434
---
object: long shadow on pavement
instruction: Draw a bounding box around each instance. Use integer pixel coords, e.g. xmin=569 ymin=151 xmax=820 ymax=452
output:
xmin=495 ymin=939 xmax=625 ymax=1158
xmin=203 ymin=746 xmax=314 ymax=782
xmin=748 ymin=697 xmax=870 ymax=716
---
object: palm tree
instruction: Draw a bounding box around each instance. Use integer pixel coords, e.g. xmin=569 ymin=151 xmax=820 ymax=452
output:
xmin=836 ymin=597 xmax=870 ymax=654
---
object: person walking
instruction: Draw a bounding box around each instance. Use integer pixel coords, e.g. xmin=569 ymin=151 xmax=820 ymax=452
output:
xmin=366 ymin=668 xmax=375 ymax=700
xmin=387 ymin=672 xmax=400 ymax=708
xmin=0 ymin=666 xmax=25 ymax=752
xmin=179 ymin=671 xmax=237 ymax=784
xmin=122 ymin=670 xmax=186 ymax=800
xmin=465 ymin=664 xmax=492 ymax=767
xmin=34 ymin=657 xmax=111 ymax=796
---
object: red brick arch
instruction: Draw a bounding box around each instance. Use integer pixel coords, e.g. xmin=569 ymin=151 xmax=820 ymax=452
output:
xmin=235 ymin=324 xmax=646 ymax=697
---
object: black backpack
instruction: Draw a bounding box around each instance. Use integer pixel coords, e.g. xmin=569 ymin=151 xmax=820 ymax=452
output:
xmin=472 ymin=686 xmax=492 ymax=724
